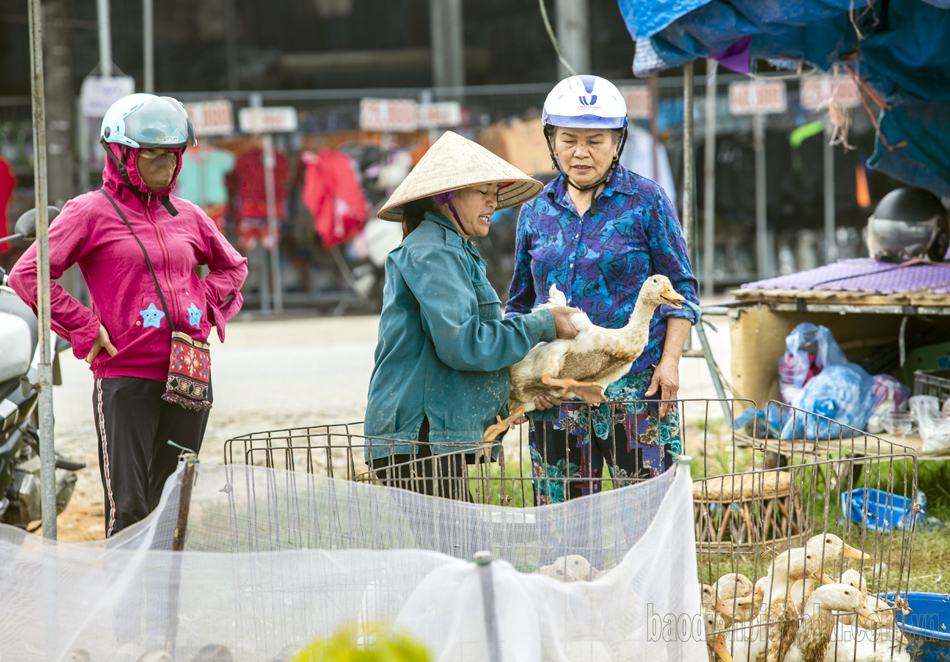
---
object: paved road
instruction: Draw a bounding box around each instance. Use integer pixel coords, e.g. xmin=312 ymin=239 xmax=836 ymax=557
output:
xmin=50 ymin=312 xmax=733 ymax=540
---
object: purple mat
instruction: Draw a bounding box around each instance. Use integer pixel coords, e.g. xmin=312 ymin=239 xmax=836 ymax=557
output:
xmin=742 ymin=258 xmax=950 ymax=294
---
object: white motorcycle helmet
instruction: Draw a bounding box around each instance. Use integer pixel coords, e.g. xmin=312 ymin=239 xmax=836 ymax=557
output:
xmin=542 ymin=75 xmax=628 ymax=191
xmin=100 ymin=93 xmax=196 ymax=150
xmin=99 ymin=93 xmax=196 ymax=213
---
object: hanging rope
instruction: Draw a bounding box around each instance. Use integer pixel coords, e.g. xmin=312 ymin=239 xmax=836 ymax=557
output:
xmin=538 ymin=0 xmax=577 ymax=76
xmin=818 ymin=64 xmax=856 ymax=151
xmin=844 ymin=62 xmax=907 ymax=152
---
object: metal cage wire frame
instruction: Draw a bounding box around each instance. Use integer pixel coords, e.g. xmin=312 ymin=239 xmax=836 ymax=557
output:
xmin=223 ymin=397 xmax=919 ymax=657
xmin=699 ymin=401 xmax=919 ymax=662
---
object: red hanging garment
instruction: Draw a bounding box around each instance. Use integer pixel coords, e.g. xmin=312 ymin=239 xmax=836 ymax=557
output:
xmin=301 ymin=149 xmax=369 ymax=250
xmin=230 ymin=147 xmax=289 ymax=220
xmin=0 ymin=158 xmax=16 ymax=255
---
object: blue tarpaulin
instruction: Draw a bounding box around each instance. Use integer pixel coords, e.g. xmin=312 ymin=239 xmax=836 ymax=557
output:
xmin=617 ymin=0 xmax=950 ymax=196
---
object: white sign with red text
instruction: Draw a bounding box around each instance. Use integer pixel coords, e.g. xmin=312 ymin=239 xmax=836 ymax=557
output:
xmin=417 ymin=102 xmax=462 ymax=129
xmin=359 ymin=98 xmax=419 ymax=132
xmin=728 ymin=81 xmax=787 ymax=115
xmin=238 ymin=106 xmax=298 ymax=134
xmin=184 ymin=100 xmax=235 ymax=136
xmin=800 ymin=76 xmax=860 ymax=110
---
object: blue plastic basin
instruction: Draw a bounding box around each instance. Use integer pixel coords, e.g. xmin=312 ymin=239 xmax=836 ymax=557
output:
xmin=884 ymin=592 xmax=950 ymax=662
xmin=840 ymin=488 xmax=923 ymax=531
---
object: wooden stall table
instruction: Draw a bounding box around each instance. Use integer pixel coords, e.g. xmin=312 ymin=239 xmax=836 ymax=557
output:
xmin=721 ymin=259 xmax=950 ymax=409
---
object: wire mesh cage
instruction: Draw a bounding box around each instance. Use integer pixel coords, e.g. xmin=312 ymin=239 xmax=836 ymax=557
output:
xmin=222 ymin=422 xmax=505 ymax=504
xmin=224 ymin=397 xmax=919 ymax=658
xmin=697 ymin=400 xmax=919 ymax=662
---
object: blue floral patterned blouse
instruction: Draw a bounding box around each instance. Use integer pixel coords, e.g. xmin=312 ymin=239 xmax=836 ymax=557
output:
xmin=505 ymin=165 xmax=699 ymax=376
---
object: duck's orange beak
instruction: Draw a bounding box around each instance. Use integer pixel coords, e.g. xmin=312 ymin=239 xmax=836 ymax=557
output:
xmin=716 ymin=596 xmax=731 ymax=616
xmin=820 ymin=572 xmax=837 ymax=585
xmin=661 ymin=284 xmax=685 ymax=308
xmin=855 ymin=602 xmax=883 ymax=626
xmin=842 ymin=543 xmax=871 ymax=560
xmin=715 ymin=635 xmax=734 ymax=662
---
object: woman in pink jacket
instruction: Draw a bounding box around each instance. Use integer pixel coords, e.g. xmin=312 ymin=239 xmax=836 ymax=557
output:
xmin=10 ymin=94 xmax=248 ymax=536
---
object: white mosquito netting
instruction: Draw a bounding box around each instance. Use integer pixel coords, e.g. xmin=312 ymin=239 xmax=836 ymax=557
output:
xmin=0 ymin=461 xmax=704 ymax=662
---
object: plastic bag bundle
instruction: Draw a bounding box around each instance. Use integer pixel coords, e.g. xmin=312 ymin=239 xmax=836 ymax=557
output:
xmin=866 ymin=375 xmax=912 ymax=434
xmin=732 ymin=402 xmax=784 ymax=437
xmin=778 ymin=323 xmax=848 ymax=405
xmin=910 ymin=395 xmax=950 ymax=451
xmin=781 ymin=364 xmax=878 ymax=439
xmin=0 ymin=462 xmax=705 ymax=662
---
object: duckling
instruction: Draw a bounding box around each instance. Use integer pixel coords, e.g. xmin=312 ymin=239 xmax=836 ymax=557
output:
xmin=484 ymin=275 xmax=686 ymax=438
xmin=704 ymin=604 xmax=736 ymax=662
xmin=702 ymin=583 xmax=732 ymax=616
xmin=782 ymin=584 xmax=879 ymax=662
xmin=538 ymin=555 xmax=600 ymax=582
xmin=732 ymin=576 xmax=769 ymax=623
xmin=714 ymin=573 xmax=754 ymax=627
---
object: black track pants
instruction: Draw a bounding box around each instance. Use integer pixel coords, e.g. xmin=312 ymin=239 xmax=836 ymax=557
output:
xmin=92 ymin=376 xmax=210 ymax=537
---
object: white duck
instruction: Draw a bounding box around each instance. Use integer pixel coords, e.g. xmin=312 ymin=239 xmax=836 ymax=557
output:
xmin=732 ymin=576 xmax=770 ymax=624
xmin=837 ymin=569 xmax=898 ymax=632
xmin=759 ymin=535 xmax=871 ymax=662
xmin=823 ymin=625 xmax=910 ymax=662
xmin=483 ymin=275 xmax=685 ymax=439
xmin=763 ymin=549 xmax=837 ymax=662
xmin=538 ymin=555 xmax=600 ymax=582
xmin=723 ymin=549 xmax=831 ymax=662
xmin=714 ymin=573 xmax=755 ymax=627
xmin=705 ymin=604 xmax=736 ymax=662
xmin=782 ymin=583 xmax=879 ymax=662
xmin=807 ymin=534 xmax=871 ymax=574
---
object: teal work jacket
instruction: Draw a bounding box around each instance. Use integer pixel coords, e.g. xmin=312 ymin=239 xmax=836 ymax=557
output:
xmin=364 ymin=212 xmax=556 ymax=459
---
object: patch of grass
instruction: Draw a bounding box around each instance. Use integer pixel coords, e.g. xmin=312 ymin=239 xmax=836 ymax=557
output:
xmin=916 ymin=461 xmax=950 ymax=522
xmin=468 ymin=454 xmax=535 ymax=507
xmin=903 ymin=527 xmax=950 ymax=593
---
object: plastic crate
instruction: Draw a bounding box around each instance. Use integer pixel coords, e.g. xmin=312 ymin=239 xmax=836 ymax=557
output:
xmin=914 ymin=369 xmax=950 ymax=407
xmin=883 ymin=592 xmax=950 ymax=662
xmin=840 ymin=488 xmax=923 ymax=531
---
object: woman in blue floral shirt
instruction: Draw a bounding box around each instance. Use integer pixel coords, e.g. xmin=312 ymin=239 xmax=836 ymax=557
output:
xmin=506 ymin=76 xmax=700 ymax=504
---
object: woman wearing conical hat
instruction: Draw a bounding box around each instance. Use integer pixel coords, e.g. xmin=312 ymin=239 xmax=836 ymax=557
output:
xmin=365 ymin=131 xmax=580 ymax=500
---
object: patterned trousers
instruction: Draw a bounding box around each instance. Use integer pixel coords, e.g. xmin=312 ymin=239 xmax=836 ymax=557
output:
xmin=528 ymin=366 xmax=681 ymax=505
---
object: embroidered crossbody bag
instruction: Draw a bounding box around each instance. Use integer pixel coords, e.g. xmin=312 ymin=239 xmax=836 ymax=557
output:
xmin=100 ymin=190 xmax=212 ymax=411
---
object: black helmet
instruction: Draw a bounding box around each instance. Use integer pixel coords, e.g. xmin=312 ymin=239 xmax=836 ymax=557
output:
xmin=867 ymin=187 xmax=949 ymax=263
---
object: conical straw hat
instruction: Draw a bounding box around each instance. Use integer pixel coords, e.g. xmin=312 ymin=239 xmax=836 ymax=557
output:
xmin=378 ymin=131 xmax=543 ymax=221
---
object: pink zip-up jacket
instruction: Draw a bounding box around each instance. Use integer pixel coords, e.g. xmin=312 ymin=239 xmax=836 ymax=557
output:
xmin=9 ymin=144 xmax=248 ymax=381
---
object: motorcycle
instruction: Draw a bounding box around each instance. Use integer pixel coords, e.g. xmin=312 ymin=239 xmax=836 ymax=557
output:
xmin=0 ymin=207 xmax=85 ymax=528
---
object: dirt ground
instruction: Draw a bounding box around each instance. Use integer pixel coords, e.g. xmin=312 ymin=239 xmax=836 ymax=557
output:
xmin=34 ymin=312 xmax=733 ymax=542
